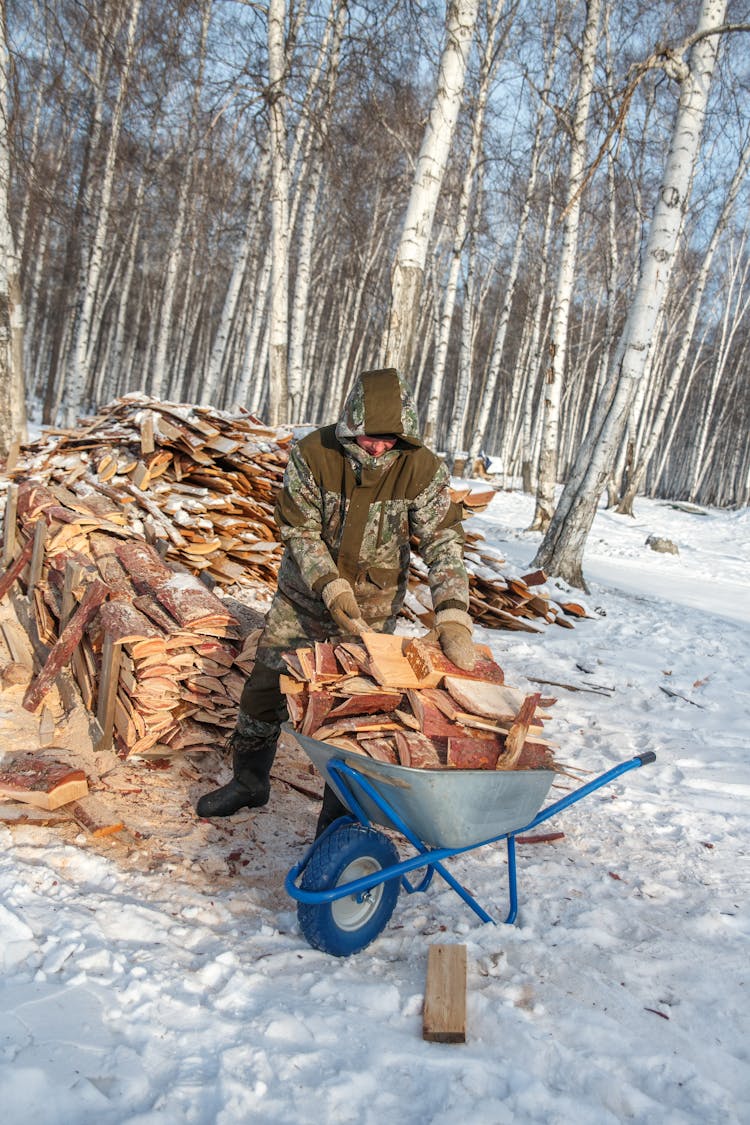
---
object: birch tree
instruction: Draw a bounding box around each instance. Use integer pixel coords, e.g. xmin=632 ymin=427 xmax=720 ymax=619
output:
xmin=63 ymin=0 xmax=142 ymax=425
xmin=384 ymin=0 xmax=479 ymax=378
xmin=534 ymin=0 xmax=730 ymax=588
xmin=288 ymin=0 xmax=348 ymax=418
xmin=266 ymin=0 xmax=291 ymax=424
xmin=423 ymin=0 xmax=507 ymax=445
xmin=466 ymin=9 xmax=563 ymax=472
xmin=529 ymin=0 xmax=601 ymax=531
xmin=149 ymin=0 xmax=211 ymax=401
xmin=616 ymin=132 xmax=750 ymax=514
xmin=0 ymin=0 xmax=25 ymax=457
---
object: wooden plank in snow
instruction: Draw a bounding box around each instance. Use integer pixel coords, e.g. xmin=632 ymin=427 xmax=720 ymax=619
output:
xmin=423 ymin=944 xmax=467 ymax=1043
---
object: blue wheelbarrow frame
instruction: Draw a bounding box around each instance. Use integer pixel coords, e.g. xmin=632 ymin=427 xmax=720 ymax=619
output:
xmin=285 ymin=738 xmax=656 ymax=952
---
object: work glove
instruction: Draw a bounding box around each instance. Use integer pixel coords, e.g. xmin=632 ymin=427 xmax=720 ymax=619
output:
xmin=322 ymin=577 xmax=364 ymax=633
xmin=435 ymin=608 xmax=477 ymax=671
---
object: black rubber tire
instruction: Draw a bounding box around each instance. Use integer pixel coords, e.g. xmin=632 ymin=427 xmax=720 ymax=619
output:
xmin=298 ymin=823 xmax=400 ymax=956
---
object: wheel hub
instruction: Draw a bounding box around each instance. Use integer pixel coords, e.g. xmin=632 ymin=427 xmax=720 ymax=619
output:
xmin=331 ymin=857 xmax=384 ymax=931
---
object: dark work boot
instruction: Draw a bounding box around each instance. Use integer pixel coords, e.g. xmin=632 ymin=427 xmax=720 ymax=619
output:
xmin=314 ymin=783 xmax=350 ymax=838
xmin=196 ymin=741 xmax=277 ymax=819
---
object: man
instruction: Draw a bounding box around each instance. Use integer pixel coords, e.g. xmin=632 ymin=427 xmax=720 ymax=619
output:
xmin=196 ymin=368 xmax=476 ymax=828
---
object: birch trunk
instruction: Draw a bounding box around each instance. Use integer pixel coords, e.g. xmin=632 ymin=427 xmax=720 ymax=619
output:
xmin=266 ymin=0 xmax=291 ymax=424
xmin=423 ymin=0 xmax=505 ymax=445
xmin=466 ymin=14 xmax=562 ymax=472
xmin=0 ymin=0 xmax=26 ymax=456
xmin=64 ymin=1 xmax=141 ymax=424
xmin=203 ymin=149 xmax=270 ymax=401
xmin=517 ymin=191 xmax=556 ymax=489
xmin=384 ymin=0 xmax=479 ymax=378
xmin=149 ymin=0 xmax=211 ymax=401
xmin=689 ymin=248 xmax=750 ymax=499
xmin=530 ymin=0 xmax=601 ymax=531
xmin=533 ymin=0 xmax=729 ymax=588
xmin=446 ymin=174 xmax=486 ymax=459
xmin=288 ymin=0 xmax=347 ymax=418
xmin=688 ymin=231 xmax=750 ymax=499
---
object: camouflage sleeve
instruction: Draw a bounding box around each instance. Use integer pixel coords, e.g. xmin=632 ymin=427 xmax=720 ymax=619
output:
xmin=409 ymin=461 xmax=470 ymax=610
xmin=274 ymin=443 xmax=339 ymax=593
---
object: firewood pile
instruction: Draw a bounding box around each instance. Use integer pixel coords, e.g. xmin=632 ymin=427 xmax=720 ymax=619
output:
xmin=281 ymin=632 xmax=562 ymax=774
xmin=6 ymin=394 xmax=291 ymax=593
xmin=0 ymin=395 xmax=586 ymax=760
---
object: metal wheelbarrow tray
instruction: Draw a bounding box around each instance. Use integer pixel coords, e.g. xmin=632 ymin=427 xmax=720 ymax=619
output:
xmin=283 ymin=722 xmax=656 ymax=957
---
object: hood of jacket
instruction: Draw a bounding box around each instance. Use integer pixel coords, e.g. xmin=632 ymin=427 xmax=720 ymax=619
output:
xmin=335 ymin=368 xmax=422 ymax=447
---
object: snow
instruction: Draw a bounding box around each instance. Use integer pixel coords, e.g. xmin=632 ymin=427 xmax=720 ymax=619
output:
xmin=1 ymin=493 xmax=748 ymax=1124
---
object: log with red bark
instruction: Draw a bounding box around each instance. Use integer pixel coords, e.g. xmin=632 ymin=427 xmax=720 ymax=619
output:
xmin=23 ymin=579 xmax=109 ymax=712
xmin=0 ymin=535 xmax=35 ymax=600
xmin=0 ymin=755 xmax=89 ymax=810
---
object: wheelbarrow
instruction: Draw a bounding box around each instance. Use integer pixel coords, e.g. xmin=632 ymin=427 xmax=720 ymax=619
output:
xmin=283 ymin=722 xmax=657 ymax=957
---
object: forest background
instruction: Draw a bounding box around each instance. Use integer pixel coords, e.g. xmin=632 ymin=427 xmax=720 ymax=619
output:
xmin=1 ymin=0 xmax=748 ymax=588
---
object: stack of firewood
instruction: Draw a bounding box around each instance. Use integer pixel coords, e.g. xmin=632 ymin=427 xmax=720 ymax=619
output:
xmin=281 ymin=632 xmax=559 ymax=773
xmin=6 ymin=479 xmax=259 ymax=756
xmin=1 ymin=395 xmax=587 ymax=759
xmin=7 ymin=394 xmax=290 ymax=593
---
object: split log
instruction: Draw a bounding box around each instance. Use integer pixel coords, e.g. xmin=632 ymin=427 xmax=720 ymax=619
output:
xmin=447 ymin=737 xmax=501 ymax=770
xmin=314 ymin=713 xmax=401 ymax=742
xmin=0 ymin=755 xmax=89 ymax=810
xmin=69 ymin=795 xmax=125 ymax=837
xmin=406 ymin=690 xmax=460 ymax=740
xmin=498 ymin=693 xmax=542 ymax=770
xmin=442 ymin=677 xmax=530 ymax=721
xmin=23 ymin=580 xmax=109 ymax=712
xmin=357 ymin=737 xmax=398 ymax=765
xmin=361 ymin=633 xmax=429 ymax=689
xmin=327 ymin=689 xmax=403 ymax=720
xmin=314 ymin=642 xmax=340 ymax=681
xmin=300 ymin=690 xmax=335 ymax=737
xmin=404 ymin=639 xmax=505 ymax=686
xmin=0 ymin=535 xmax=35 ymax=600
xmin=98 ymin=600 xmax=163 ymax=644
xmin=394 ymin=730 xmax=442 ymax=769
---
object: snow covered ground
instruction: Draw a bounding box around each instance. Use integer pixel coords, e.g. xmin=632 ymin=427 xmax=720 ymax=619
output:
xmin=1 ymin=491 xmax=748 ymax=1125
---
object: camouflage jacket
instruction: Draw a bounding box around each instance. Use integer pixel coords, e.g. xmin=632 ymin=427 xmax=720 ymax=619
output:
xmin=274 ymin=368 xmax=469 ymax=625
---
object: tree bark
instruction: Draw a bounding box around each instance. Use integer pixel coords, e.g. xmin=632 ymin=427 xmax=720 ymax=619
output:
xmin=529 ymin=0 xmax=601 ymax=532
xmin=65 ymin=1 xmax=142 ymax=424
xmin=0 ymin=0 xmax=26 ymax=458
xmin=266 ymin=0 xmax=291 ymax=424
xmin=384 ymin=0 xmax=479 ymax=379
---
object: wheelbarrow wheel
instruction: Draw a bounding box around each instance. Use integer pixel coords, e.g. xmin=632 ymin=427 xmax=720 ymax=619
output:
xmin=298 ymin=823 xmax=400 ymax=957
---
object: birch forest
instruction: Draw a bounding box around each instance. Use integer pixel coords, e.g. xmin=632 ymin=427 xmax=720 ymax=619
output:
xmin=2 ymin=0 xmax=749 ymax=584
